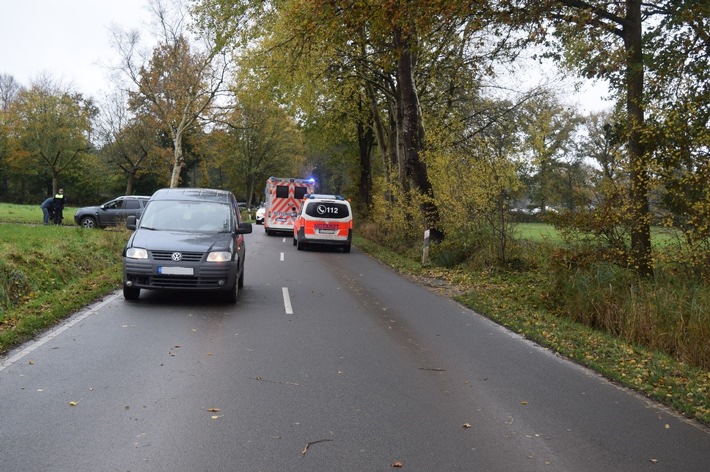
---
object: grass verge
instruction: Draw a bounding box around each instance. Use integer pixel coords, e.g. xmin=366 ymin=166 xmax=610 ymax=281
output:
xmin=353 ymin=234 xmax=710 ymax=426
xmin=0 ymin=225 xmax=125 ymax=354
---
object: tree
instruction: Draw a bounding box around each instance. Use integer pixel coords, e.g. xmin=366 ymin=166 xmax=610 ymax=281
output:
xmin=0 ymin=74 xmax=21 ymax=111
xmin=499 ymin=0 xmax=703 ymax=275
xmin=210 ymin=90 xmax=305 ymax=206
xmin=0 ymin=74 xmax=22 ymax=197
xmin=199 ymin=0 xmax=524 ymax=243
xmin=115 ymin=0 xmax=228 ymax=188
xmin=95 ymin=90 xmax=166 ymax=195
xmin=6 ymin=77 xmax=93 ymax=197
xmin=519 ymin=90 xmax=583 ymax=212
xmin=428 ymin=96 xmax=525 ymax=264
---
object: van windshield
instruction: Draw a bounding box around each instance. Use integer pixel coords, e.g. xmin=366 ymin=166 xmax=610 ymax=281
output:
xmin=139 ymin=201 xmax=232 ymax=232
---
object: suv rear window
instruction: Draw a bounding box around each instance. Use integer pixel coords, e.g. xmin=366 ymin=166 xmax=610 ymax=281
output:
xmin=124 ymin=199 xmax=142 ymax=210
xmin=305 ymin=201 xmax=350 ymax=219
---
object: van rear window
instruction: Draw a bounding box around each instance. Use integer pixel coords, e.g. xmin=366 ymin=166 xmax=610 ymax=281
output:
xmin=305 ymin=202 xmax=350 ymax=219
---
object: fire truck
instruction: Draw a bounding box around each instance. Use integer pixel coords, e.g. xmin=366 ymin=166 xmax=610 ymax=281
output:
xmin=263 ymin=177 xmax=315 ymax=235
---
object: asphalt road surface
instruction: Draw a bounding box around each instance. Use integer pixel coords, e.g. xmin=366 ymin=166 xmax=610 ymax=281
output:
xmin=1 ymin=229 xmax=709 ymax=471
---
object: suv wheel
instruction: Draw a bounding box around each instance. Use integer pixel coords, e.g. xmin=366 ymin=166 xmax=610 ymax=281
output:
xmin=80 ymin=216 xmax=97 ymax=228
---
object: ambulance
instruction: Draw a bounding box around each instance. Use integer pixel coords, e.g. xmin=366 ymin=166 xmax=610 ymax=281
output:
xmin=263 ymin=177 xmax=315 ymax=235
xmin=293 ymin=194 xmax=353 ymax=253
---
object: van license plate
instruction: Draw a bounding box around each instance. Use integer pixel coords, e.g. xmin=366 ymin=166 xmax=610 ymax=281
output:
xmin=158 ymin=266 xmax=194 ymax=275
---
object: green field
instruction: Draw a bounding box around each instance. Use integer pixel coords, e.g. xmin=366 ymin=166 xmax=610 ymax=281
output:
xmin=0 ymin=202 xmax=79 ymax=225
xmin=513 ymin=222 xmax=562 ymax=242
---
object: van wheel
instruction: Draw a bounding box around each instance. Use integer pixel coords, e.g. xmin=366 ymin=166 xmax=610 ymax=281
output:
xmin=224 ymin=280 xmax=238 ymax=303
xmin=238 ymin=267 xmax=245 ymax=289
xmin=297 ymin=238 xmax=306 ymax=251
xmin=292 ymin=237 xmax=297 ymax=246
xmin=123 ymin=284 xmax=140 ymax=301
xmin=342 ymin=244 xmax=351 ymax=253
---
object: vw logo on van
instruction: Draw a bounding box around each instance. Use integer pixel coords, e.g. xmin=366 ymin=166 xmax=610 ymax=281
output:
xmin=172 ymin=252 xmax=183 ymax=262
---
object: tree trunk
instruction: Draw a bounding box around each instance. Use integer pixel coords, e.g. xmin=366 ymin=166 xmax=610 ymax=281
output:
xmin=357 ymin=96 xmax=374 ymax=211
xmin=625 ymin=0 xmax=653 ymax=277
xmin=169 ymin=130 xmax=184 ymax=188
xmin=125 ymin=172 xmax=134 ymax=195
xmin=394 ymin=27 xmax=443 ymax=242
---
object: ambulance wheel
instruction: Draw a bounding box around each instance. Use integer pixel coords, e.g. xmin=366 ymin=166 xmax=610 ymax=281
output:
xmin=342 ymin=243 xmax=351 ymax=253
xmin=123 ymin=284 xmax=140 ymax=301
xmin=297 ymin=238 xmax=307 ymax=251
xmin=292 ymin=237 xmax=297 ymax=246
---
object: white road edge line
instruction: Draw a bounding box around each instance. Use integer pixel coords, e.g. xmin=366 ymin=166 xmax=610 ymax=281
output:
xmin=0 ymin=292 xmax=122 ymax=372
xmin=282 ymin=287 xmax=293 ymax=315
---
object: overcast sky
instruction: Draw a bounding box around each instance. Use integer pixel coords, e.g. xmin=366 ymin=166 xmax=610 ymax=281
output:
xmin=0 ymin=0 xmax=612 ymax=112
xmin=0 ymin=0 xmax=152 ymax=98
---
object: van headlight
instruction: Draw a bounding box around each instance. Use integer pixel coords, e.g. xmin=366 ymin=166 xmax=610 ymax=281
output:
xmin=207 ymin=251 xmax=232 ymax=262
xmin=126 ymin=247 xmax=148 ymax=259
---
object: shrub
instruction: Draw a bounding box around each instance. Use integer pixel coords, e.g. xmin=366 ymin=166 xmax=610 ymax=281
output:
xmin=547 ymin=256 xmax=710 ymax=369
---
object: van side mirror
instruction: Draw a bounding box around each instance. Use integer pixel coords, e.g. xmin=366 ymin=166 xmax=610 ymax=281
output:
xmin=236 ymin=222 xmax=252 ymax=235
xmin=126 ymin=215 xmax=137 ymax=230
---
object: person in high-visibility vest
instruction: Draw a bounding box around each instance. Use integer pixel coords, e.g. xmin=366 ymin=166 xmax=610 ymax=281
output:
xmin=52 ymin=189 xmax=66 ymax=225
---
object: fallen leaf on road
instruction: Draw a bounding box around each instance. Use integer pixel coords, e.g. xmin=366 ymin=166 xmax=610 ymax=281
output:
xmin=463 ymin=423 xmax=472 ymax=428
xmin=207 ymin=408 xmax=221 ymax=412
xmin=650 ymin=458 xmax=658 ymax=464
xmin=211 ymin=415 xmax=223 ymax=420
xmin=391 ymin=460 xmax=404 ymax=467
xmin=521 ymin=401 xmax=529 ymax=405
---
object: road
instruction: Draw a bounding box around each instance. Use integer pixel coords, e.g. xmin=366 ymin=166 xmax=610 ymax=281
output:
xmin=1 ymin=229 xmax=709 ymax=471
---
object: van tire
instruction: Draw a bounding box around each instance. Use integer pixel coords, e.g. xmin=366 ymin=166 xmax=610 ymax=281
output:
xmin=342 ymin=244 xmax=351 ymax=253
xmin=224 ymin=280 xmax=238 ymax=303
xmin=123 ymin=284 xmax=140 ymax=301
xmin=238 ymin=267 xmax=245 ymax=289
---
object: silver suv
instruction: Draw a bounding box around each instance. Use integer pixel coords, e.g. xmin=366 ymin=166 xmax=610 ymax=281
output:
xmin=74 ymin=195 xmax=150 ymax=228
